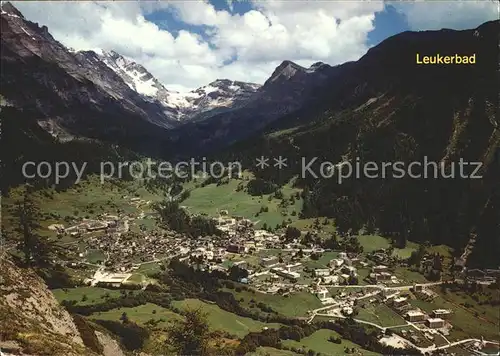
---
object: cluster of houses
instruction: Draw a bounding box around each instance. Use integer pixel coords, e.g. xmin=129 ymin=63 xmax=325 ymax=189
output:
xmin=60 ymin=210 xmax=401 ymax=296
xmin=402 ymin=309 xmax=451 ymax=329
xmin=219 ymin=216 xmax=282 ymax=253
xmin=85 ymin=270 xmax=133 ymax=288
xmin=464 ymin=268 xmax=500 ymax=284
xmin=48 ymin=204 xmax=495 ymax=355
xmin=382 ymin=287 xmax=453 ymax=333
xmin=203 ymin=218 xmax=407 ymax=302
xmin=49 ymin=213 xmax=129 ymax=238
xmin=50 ymin=202 xmax=190 ymax=271
xmin=53 ymin=205 xmax=477 ymax=352
xmin=368 ymin=264 xmax=396 ymax=283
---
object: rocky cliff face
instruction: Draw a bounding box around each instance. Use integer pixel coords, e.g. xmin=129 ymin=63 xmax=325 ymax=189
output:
xmin=0 ymin=2 xmax=341 ymax=156
xmin=0 ymin=258 xmax=85 ymax=355
xmin=1 ymin=1 xmax=178 ymax=157
xmin=186 ymin=79 xmax=262 ymax=121
xmin=0 ymin=258 xmax=127 ymax=356
xmin=0 ymin=2 xmax=181 ymax=129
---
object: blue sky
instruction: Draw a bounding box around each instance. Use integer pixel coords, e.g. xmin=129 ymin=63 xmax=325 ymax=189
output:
xmin=368 ymin=4 xmax=409 ymax=45
xmin=14 ymin=0 xmax=498 ymax=91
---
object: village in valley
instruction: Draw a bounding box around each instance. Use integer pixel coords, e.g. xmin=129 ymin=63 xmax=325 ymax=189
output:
xmin=38 ymin=184 xmax=500 ymax=356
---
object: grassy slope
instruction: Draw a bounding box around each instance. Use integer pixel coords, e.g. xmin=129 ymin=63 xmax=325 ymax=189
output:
xmin=3 ymin=175 xmax=163 ymax=240
xmin=52 ymin=287 xmax=124 ymax=305
xmin=90 ymin=302 xmax=182 ymax=328
xmin=225 ymin=289 xmax=323 ymax=318
xmin=3 ymin=176 xmax=166 ymax=283
xmin=250 ymin=347 xmax=300 ymax=355
xmin=282 ymin=329 xmax=380 ymax=356
xmin=172 ymin=299 xmax=281 ymax=338
xmin=356 ymin=303 xmax=406 ymax=327
xmin=182 ymin=174 xmax=302 ymax=228
xmin=303 ymin=251 xmax=339 ymax=270
xmin=356 ymin=235 xmax=419 ymax=258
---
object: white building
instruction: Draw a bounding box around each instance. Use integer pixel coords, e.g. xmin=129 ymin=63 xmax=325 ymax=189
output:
xmin=427 ymin=318 xmax=445 ymax=329
xmin=234 ymin=260 xmax=248 ymax=269
xmin=94 ymin=273 xmax=131 ymax=288
xmin=315 ymin=288 xmax=329 ymax=300
xmin=314 ymin=268 xmax=331 ymax=277
xmin=272 ymin=267 xmax=300 ymax=281
xmin=322 ymin=275 xmax=340 ymax=285
xmin=330 ymin=258 xmax=344 ymax=267
xmin=432 ymin=309 xmax=452 ymax=319
xmin=261 ymin=256 xmax=279 ymax=267
xmin=342 ymin=306 xmax=353 ymax=315
xmin=285 ymin=263 xmax=302 ymax=272
xmin=406 ymin=310 xmax=426 ymax=322
xmin=372 ymin=265 xmax=388 ymax=273
xmin=393 ymin=296 xmax=408 ymax=308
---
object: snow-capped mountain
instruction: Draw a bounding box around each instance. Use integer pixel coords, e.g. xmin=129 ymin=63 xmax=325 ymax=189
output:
xmin=167 ymin=59 xmax=338 ymax=154
xmin=1 ymin=0 xmax=180 ymax=148
xmin=183 ymin=79 xmax=262 ymax=120
xmin=1 ymin=0 xmax=336 ymax=156
xmin=97 ymin=49 xmax=185 ymax=119
xmin=98 ymin=50 xmax=164 ymax=98
xmin=97 ymin=50 xmax=261 ymax=121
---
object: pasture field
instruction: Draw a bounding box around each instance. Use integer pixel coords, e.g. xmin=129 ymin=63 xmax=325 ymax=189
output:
xmin=224 ymin=289 xmax=323 ymax=318
xmin=182 ymin=175 xmax=302 ymax=228
xmin=171 ymin=299 xmax=281 ymax=338
xmin=409 ymin=292 xmax=499 ymax=341
xmin=282 ymin=329 xmax=380 ymax=356
xmin=355 ymin=303 xmax=406 ymax=327
xmin=90 ymin=302 xmax=182 ymax=328
xmin=52 ymin=287 xmax=124 ymax=305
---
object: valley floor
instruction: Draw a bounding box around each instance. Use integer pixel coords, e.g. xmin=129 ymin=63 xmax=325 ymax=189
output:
xmin=3 ymin=175 xmax=499 ymax=356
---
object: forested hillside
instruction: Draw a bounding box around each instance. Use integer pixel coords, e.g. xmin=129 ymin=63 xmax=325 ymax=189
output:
xmin=217 ymin=20 xmax=500 ymax=268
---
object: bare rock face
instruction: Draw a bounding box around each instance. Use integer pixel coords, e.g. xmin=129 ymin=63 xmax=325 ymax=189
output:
xmin=1 ymin=0 xmax=177 ymax=157
xmin=95 ymin=331 xmax=126 ymax=356
xmin=0 ymin=1 xmax=333 ymax=155
xmin=0 ymin=259 xmax=86 ymax=355
xmin=0 ymin=254 xmax=132 ymax=356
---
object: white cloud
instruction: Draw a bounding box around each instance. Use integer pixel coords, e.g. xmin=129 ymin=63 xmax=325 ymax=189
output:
xmin=398 ymin=1 xmax=498 ymax=31
xmin=11 ymin=1 xmax=498 ymax=92
xmin=171 ymin=1 xmax=383 ymax=63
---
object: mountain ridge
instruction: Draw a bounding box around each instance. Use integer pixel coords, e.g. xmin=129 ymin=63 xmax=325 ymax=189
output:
xmin=215 ymin=19 xmax=499 ymax=268
xmin=96 ymin=49 xmax=262 ymax=121
xmin=0 ymin=1 xmax=350 ymax=151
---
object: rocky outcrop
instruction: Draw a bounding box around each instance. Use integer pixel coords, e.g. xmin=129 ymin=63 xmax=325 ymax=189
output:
xmin=0 ymin=259 xmax=87 ymax=355
xmin=1 ymin=1 xmax=177 ymax=157
xmin=95 ymin=331 xmax=126 ymax=356
xmin=0 ymin=258 xmax=129 ymax=356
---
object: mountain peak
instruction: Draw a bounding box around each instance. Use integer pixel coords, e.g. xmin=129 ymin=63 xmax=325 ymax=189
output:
xmin=93 ymin=50 xmax=261 ymax=120
xmin=1 ymin=2 xmax=24 ymax=19
xmin=265 ymin=60 xmax=307 ymax=85
xmin=209 ymin=78 xmax=232 ymax=86
xmin=205 ymin=79 xmax=260 ymax=90
xmin=102 ymin=49 xmax=128 ymax=62
xmin=309 ymin=61 xmax=327 ymax=70
xmin=276 ymin=60 xmax=305 ymax=72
